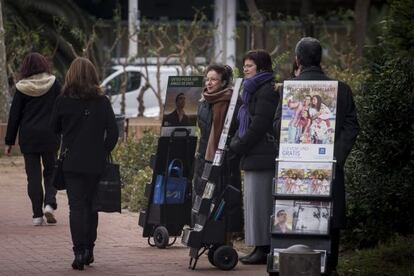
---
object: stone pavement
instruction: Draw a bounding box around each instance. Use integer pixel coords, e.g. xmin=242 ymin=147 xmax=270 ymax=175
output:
xmin=0 ymin=156 xmax=266 ymax=276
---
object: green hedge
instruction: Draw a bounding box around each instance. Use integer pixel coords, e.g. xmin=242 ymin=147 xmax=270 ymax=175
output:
xmin=343 ymin=0 xmax=414 ymax=247
xmin=112 ymin=129 xmax=159 ymax=212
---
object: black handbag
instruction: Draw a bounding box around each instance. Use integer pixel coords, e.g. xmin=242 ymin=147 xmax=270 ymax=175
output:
xmin=51 ymin=149 xmax=67 ymax=190
xmin=92 ymin=156 xmax=122 ymax=213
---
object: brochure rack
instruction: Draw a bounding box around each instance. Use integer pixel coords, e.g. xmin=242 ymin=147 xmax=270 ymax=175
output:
xmin=267 ymin=80 xmax=340 ymax=275
xmin=138 ymin=129 xmax=197 ymax=249
xmin=181 ymin=79 xmax=243 ymax=271
xmin=267 ymin=159 xmax=335 ymax=275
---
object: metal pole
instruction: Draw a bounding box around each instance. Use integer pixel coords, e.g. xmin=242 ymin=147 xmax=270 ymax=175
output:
xmin=128 ymin=0 xmax=139 ymax=60
xmin=214 ymin=0 xmax=236 ymax=68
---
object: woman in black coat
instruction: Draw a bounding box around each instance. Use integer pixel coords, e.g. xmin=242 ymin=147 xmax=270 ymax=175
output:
xmin=230 ymin=50 xmax=279 ymax=264
xmin=193 ymin=64 xmax=243 ymax=234
xmin=50 ymin=57 xmax=118 ymax=270
xmin=4 ymin=52 xmax=61 ymax=226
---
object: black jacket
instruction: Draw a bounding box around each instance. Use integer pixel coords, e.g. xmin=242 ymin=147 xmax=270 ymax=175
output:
xmin=273 ymin=66 xmax=360 ymax=228
xmin=193 ymin=98 xmax=243 ymax=232
xmin=230 ymin=80 xmax=280 ymax=170
xmin=50 ymin=95 xmax=119 ymax=174
xmin=5 ymin=79 xmax=61 ymax=153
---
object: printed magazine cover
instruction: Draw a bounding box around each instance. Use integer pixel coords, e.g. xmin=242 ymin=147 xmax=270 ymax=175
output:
xmin=161 ymin=76 xmax=202 ymax=136
xmin=276 ymin=161 xmax=333 ymax=196
xmin=273 ymin=200 xmax=331 ymax=235
xmin=278 ymin=80 xmax=338 ymax=161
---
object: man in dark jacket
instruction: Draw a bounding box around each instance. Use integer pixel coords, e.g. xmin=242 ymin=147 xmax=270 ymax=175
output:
xmin=274 ymin=37 xmax=359 ymax=273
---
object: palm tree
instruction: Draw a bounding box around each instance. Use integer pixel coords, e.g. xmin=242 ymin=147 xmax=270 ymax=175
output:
xmin=3 ymin=0 xmax=102 ymax=80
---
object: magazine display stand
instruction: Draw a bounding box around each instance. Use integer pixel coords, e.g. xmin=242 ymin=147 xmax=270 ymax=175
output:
xmin=138 ymin=76 xmax=202 ymax=249
xmin=181 ymin=78 xmax=243 ymax=271
xmin=267 ymin=80 xmax=339 ymax=275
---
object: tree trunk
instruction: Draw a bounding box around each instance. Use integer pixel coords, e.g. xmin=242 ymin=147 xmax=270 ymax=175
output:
xmin=245 ymin=0 xmax=265 ymax=49
xmin=0 ymin=0 xmax=10 ymax=122
xmin=354 ymin=0 xmax=371 ymax=57
xmin=300 ymin=0 xmax=314 ymax=37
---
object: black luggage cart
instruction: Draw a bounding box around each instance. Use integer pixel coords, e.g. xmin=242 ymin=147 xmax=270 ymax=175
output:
xmin=181 ymin=78 xmax=243 ymax=270
xmin=138 ymin=128 xmax=197 ymax=249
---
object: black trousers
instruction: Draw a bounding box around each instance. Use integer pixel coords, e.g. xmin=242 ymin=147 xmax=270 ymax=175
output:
xmin=65 ymin=172 xmax=99 ymax=254
xmin=328 ymin=228 xmax=340 ymax=273
xmin=23 ymin=152 xmax=57 ymax=218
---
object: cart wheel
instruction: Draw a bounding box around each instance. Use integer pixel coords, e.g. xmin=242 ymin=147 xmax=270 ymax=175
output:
xmin=207 ymin=246 xmax=219 ymax=267
xmin=147 ymin=236 xmax=156 ymax=247
xmin=213 ymin=245 xmax=238 ymax=270
xmin=153 ymin=226 xmax=169 ymax=249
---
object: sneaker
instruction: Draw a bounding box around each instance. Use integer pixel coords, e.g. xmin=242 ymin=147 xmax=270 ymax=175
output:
xmin=44 ymin=205 xmax=57 ymax=224
xmin=33 ymin=217 xmax=45 ymax=226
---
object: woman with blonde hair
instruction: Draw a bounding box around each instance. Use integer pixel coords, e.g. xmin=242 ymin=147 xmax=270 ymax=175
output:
xmin=50 ymin=57 xmax=118 ymax=270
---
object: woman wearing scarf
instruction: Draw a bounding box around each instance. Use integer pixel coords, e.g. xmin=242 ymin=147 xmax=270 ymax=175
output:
xmin=230 ymin=50 xmax=279 ymax=264
xmin=192 ymin=64 xmax=243 ymax=237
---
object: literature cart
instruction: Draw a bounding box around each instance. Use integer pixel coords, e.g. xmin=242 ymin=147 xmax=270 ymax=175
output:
xmin=138 ymin=129 xmax=197 ymax=248
xmin=181 ymin=78 xmax=242 ymax=271
xmin=268 ymin=80 xmax=340 ymax=275
xmin=138 ymin=76 xmax=202 ymax=249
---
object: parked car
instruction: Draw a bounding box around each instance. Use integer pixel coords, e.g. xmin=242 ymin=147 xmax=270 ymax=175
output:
xmin=101 ymin=65 xmax=181 ymax=118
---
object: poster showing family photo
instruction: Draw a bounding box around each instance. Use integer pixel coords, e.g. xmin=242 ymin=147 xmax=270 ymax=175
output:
xmin=278 ymin=80 xmax=338 ymax=161
xmin=272 ymin=248 xmax=326 ymax=272
xmin=161 ymin=76 xmax=202 ymax=136
xmin=275 ymin=161 xmax=333 ymax=196
xmin=273 ymin=200 xmax=331 ymax=235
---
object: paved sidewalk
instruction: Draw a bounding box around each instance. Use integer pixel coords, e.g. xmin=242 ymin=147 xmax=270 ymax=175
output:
xmin=0 ymin=156 xmax=266 ymax=276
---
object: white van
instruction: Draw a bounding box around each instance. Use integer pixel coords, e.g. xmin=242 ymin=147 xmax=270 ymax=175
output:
xmin=101 ymin=65 xmax=182 ymax=118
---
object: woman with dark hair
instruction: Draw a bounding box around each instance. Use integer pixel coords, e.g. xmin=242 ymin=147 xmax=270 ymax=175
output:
xmin=50 ymin=57 xmax=118 ymax=270
xmin=5 ymin=52 xmax=61 ymax=226
xmin=230 ymin=49 xmax=279 ymax=264
xmin=309 ymin=95 xmax=332 ymax=144
xmin=193 ymin=64 xmax=243 ymax=235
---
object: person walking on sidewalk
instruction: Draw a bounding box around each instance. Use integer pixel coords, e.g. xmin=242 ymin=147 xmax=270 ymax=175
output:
xmin=50 ymin=57 xmax=118 ymax=270
xmin=4 ymin=52 xmax=61 ymax=226
xmin=230 ymin=50 xmax=279 ymax=264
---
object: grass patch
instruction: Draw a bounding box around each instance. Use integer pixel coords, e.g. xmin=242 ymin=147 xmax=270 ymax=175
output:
xmin=338 ymin=236 xmax=414 ymax=276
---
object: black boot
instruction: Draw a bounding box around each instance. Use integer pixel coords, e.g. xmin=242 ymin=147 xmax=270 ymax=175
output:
xmin=239 ymin=246 xmax=269 ymax=265
xmin=83 ymin=248 xmax=94 ymax=265
xmin=72 ymin=253 xmax=84 ymax=270
xmin=239 ymin=247 xmax=258 ymax=262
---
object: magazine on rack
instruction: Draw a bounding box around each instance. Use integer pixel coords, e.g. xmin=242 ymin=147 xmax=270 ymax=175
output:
xmin=275 ymin=161 xmax=333 ymax=197
xmin=278 ymin=80 xmax=338 ymax=161
xmin=273 ymin=200 xmax=331 ymax=235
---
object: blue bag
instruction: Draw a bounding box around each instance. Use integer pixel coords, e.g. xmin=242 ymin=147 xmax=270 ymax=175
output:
xmin=153 ymin=159 xmax=187 ymax=204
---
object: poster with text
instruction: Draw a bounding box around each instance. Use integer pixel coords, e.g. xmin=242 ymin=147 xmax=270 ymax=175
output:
xmin=278 ymin=80 xmax=338 ymax=161
xmin=273 ymin=200 xmax=331 ymax=235
xmin=275 ymin=161 xmax=333 ymax=197
xmin=161 ymin=76 xmax=203 ymax=136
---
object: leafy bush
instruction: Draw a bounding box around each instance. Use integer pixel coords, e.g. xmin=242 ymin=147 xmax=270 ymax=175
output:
xmin=343 ymin=0 xmax=414 ymax=248
xmin=338 ymin=236 xmax=414 ymax=276
xmin=112 ymin=129 xmax=159 ymax=212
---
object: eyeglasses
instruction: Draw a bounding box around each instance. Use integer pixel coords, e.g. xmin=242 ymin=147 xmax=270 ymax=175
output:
xmin=243 ymin=64 xmax=256 ymax=69
xmin=204 ymin=77 xmax=220 ymax=83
